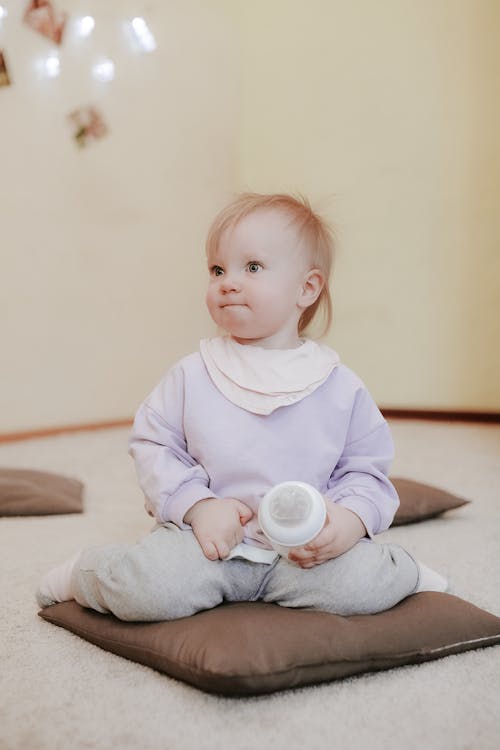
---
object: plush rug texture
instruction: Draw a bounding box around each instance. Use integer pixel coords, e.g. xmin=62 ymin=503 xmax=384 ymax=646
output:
xmin=1 ymin=420 xmax=499 ymax=750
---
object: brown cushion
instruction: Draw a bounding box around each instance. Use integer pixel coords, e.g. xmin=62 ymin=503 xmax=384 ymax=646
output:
xmin=0 ymin=468 xmax=84 ymax=516
xmin=39 ymin=593 xmax=500 ymax=695
xmin=390 ymin=477 xmax=469 ymax=526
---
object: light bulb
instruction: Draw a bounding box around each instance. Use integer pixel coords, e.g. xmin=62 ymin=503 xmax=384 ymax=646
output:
xmin=131 ymin=17 xmax=147 ymax=34
xmin=40 ymin=53 xmax=61 ymax=78
xmin=129 ymin=16 xmax=156 ymax=52
xmin=92 ymin=58 xmax=115 ymax=83
xmin=77 ymin=16 xmax=95 ymax=37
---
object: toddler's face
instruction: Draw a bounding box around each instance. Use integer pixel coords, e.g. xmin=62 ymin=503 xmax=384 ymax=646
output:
xmin=206 ymin=209 xmax=314 ymax=349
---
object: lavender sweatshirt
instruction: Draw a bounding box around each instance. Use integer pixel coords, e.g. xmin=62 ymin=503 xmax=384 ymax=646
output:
xmin=128 ymin=350 xmax=400 ymax=548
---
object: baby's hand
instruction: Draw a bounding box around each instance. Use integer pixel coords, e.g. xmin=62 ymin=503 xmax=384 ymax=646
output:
xmin=183 ymin=497 xmax=253 ymax=561
xmin=288 ymin=503 xmax=366 ymax=568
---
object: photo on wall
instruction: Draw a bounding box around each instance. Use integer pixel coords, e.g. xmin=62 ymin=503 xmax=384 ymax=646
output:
xmin=0 ymin=51 xmax=11 ymax=87
xmin=23 ymin=0 xmax=67 ymax=45
xmin=67 ymin=106 xmax=109 ymax=148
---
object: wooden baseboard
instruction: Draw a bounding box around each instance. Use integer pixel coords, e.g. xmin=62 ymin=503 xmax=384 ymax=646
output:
xmin=381 ymin=408 xmax=500 ymax=423
xmin=0 ymin=418 xmax=134 ymax=444
xmin=1 ymin=409 xmax=499 ymax=445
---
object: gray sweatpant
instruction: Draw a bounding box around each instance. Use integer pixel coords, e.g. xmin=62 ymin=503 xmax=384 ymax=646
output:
xmin=70 ymin=524 xmax=420 ymax=622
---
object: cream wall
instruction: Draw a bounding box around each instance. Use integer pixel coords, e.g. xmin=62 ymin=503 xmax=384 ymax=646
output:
xmin=1 ymin=0 xmax=237 ymax=433
xmin=218 ymin=0 xmax=500 ymax=411
xmin=1 ymin=1 xmax=499 ymax=434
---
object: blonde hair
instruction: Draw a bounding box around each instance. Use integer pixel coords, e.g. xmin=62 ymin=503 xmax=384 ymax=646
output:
xmin=206 ymin=193 xmax=334 ymax=337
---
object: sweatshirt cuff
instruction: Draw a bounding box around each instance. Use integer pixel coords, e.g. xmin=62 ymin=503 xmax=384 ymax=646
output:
xmin=162 ymin=484 xmax=220 ymax=528
xmin=326 ymin=495 xmax=381 ymax=539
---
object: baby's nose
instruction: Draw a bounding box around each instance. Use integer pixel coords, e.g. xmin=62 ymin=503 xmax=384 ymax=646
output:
xmin=220 ymin=274 xmax=241 ymax=292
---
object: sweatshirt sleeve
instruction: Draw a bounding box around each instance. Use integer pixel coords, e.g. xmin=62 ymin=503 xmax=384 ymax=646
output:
xmin=324 ymin=385 xmax=399 ymax=537
xmin=128 ymin=363 xmax=218 ymax=527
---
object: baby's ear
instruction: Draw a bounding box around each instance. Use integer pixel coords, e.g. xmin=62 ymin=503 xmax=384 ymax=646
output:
xmin=299 ymin=269 xmax=324 ymax=309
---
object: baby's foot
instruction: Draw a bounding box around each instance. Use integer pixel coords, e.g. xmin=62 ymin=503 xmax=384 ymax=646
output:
xmin=36 ymin=551 xmax=81 ymax=608
xmin=414 ymin=561 xmax=448 ymax=593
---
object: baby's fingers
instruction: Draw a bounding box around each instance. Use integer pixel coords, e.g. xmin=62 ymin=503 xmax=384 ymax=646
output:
xmin=199 ymin=539 xmax=219 ymax=561
xmin=199 ymin=533 xmax=240 ymax=560
xmin=304 ymin=522 xmax=336 ymax=553
xmin=214 ymin=540 xmax=231 ymax=560
xmin=235 ymin=500 xmax=253 ymax=525
xmin=293 ymin=549 xmax=331 ymax=568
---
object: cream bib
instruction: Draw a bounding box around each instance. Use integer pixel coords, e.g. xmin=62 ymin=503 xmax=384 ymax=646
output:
xmin=199 ymin=336 xmax=340 ymax=415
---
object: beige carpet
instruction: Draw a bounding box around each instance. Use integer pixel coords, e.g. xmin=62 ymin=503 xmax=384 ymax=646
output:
xmin=1 ymin=420 xmax=499 ymax=750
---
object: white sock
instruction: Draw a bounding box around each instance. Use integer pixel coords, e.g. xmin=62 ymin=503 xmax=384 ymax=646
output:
xmin=37 ymin=551 xmax=81 ymax=608
xmin=414 ymin=561 xmax=448 ymax=593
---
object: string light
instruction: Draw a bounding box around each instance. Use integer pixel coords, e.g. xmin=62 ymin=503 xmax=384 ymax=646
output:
xmin=0 ymin=5 xmax=8 ymax=21
xmin=76 ymin=16 xmax=95 ymax=38
xmin=129 ymin=17 xmax=156 ymax=52
xmin=92 ymin=58 xmax=115 ymax=82
xmin=36 ymin=52 xmax=61 ymax=78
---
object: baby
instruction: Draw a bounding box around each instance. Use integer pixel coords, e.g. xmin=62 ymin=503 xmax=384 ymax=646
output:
xmin=37 ymin=192 xmax=447 ymax=620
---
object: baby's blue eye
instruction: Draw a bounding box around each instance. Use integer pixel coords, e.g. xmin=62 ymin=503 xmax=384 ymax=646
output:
xmin=211 ymin=266 xmax=224 ymax=277
xmin=247 ymin=262 xmax=262 ymax=273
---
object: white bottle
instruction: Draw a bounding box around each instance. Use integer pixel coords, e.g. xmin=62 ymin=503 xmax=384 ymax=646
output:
xmin=258 ymin=481 xmax=327 ymax=559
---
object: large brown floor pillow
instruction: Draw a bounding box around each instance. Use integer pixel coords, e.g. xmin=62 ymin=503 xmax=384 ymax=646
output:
xmin=0 ymin=468 xmax=84 ymax=516
xmin=391 ymin=476 xmax=469 ymax=525
xmin=39 ymin=593 xmax=500 ymax=696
